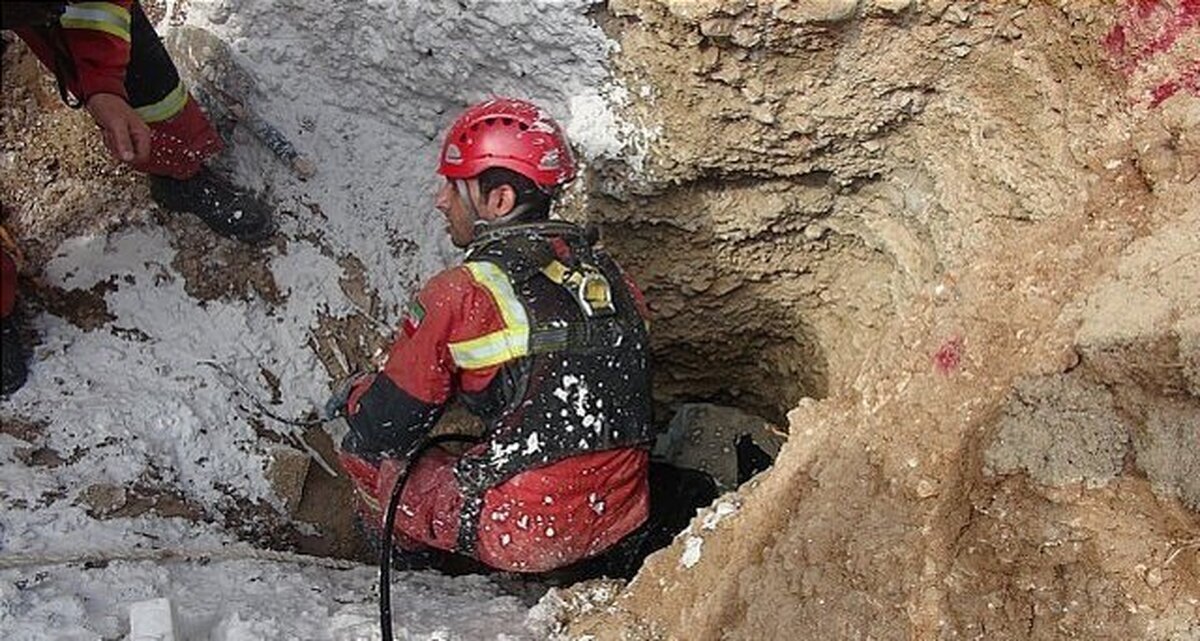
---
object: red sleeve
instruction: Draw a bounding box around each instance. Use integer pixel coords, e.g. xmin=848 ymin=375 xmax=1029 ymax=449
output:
xmin=341 ymin=266 xmax=508 ymax=454
xmin=350 ymin=265 xmax=508 ymax=408
xmin=374 ymin=270 xmax=462 ymax=405
xmin=60 ymin=1 xmax=134 ymax=100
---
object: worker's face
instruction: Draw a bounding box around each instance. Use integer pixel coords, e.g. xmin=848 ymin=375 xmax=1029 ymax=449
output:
xmin=435 ymin=179 xmax=479 ymax=248
xmin=435 ymin=178 xmax=518 ymax=248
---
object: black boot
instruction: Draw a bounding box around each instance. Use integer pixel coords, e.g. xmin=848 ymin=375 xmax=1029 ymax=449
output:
xmin=150 ymin=168 xmax=274 ymax=243
xmin=1 ymin=311 xmax=29 ymax=397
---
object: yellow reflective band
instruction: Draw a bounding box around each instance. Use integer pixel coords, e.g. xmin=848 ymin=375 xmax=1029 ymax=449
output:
xmin=450 ymin=331 xmax=528 ymax=370
xmin=466 ymin=262 xmax=529 ymax=331
xmin=61 ymin=2 xmax=131 ymax=41
xmin=450 ymin=262 xmax=530 ymax=370
xmin=135 ymin=81 xmax=189 ymax=123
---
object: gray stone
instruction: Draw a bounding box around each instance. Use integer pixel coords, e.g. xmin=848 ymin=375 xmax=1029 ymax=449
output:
xmin=984 ymin=373 xmax=1130 ymax=488
xmin=656 ymin=403 xmax=784 ymax=490
xmin=1133 ymin=399 xmax=1200 ymax=511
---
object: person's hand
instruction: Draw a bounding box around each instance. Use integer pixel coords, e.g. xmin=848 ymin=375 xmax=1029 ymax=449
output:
xmin=85 ymin=94 xmax=152 ymax=165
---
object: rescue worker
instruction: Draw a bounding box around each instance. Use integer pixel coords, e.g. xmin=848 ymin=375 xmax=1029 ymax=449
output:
xmin=333 ymin=98 xmax=655 ymax=573
xmin=3 ymin=1 xmax=271 ymax=242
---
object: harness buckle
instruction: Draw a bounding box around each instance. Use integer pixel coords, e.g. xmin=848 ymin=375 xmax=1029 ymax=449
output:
xmin=576 ymin=271 xmax=615 ymax=317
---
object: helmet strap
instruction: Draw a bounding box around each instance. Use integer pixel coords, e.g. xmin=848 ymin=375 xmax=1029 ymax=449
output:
xmin=455 ymin=179 xmax=490 ymax=237
xmin=454 ymin=179 xmax=480 ymax=221
xmin=459 ymin=178 xmax=535 ymax=235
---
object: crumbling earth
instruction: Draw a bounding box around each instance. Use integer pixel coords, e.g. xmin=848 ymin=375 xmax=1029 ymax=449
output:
xmin=555 ymin=1 xmax=1200 ymax=639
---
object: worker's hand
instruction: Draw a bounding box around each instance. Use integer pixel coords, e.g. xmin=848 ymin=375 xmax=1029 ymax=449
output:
xmin=370 ymin=345 xmax=390 ymax=371
xmin=85 ymin=93 xmax=152 ymax=165
xmin=323 ymin=381 xmax=353 ymax=420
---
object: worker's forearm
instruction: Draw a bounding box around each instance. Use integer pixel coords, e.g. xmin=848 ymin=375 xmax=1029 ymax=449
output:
xmin=344 ymin=374 xmax=444 ymax=455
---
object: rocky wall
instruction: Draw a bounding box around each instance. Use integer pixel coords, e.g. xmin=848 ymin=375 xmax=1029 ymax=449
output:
xmin=561 ymin=1 xmax=1200 ymax=638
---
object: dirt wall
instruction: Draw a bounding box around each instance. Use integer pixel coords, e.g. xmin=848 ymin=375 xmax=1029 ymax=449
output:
xmin=561 ymin=1 xmax=1200 ymax=639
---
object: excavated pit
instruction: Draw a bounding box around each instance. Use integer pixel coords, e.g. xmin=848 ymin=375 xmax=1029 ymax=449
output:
xmin=588 ymin=176 xmax=898 ymax=426
xmin=552 ymin=2 xmax=1200 ymax=639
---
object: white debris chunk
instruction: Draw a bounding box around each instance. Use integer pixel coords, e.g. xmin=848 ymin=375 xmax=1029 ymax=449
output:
xmin=129 ymin=598 xmax=178 ymax=641
xmin=680 ymin=536 xmax=704 ymax=569
xmin=701 ymin=500 xmax=740 ymax=530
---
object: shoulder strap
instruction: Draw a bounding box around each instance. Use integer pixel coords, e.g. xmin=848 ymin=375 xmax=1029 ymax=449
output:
xmin=465 ymin=233 xmax=555 ymax=284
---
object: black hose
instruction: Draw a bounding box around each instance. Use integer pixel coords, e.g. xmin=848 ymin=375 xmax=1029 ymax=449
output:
xmin=379 ymin=433 xmax=481 ymax=641
xmin=377 ymin=455 xmax=409 ymax=641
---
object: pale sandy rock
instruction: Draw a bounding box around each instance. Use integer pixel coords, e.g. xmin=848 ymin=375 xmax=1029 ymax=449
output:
xmin=654 ymin=0 xmax=749 ymax=21
xmin=984 ymin=373 xmax=1130 ymax=488
xmin=1074 ymin=200 xmax=1199 ymax=398
xmin=773 ymin=0 xmax=860 ymax=24
xmin=873 ymin=0 xmax=912 ymax=12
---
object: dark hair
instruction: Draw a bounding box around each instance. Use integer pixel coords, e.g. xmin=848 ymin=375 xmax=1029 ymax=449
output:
xmin=477 ymin=167 xmax=553 ymax=220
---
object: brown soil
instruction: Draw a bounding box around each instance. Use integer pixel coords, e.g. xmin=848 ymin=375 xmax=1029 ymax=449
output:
xmin=0 ymin=35 xmax=150 ymax=267
xmin=558 ymin=1 xmax=1200 ymax=639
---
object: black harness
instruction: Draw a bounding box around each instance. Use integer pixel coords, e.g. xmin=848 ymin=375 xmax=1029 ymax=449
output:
xmin=450 ymin=222 xmax=654 ymax=556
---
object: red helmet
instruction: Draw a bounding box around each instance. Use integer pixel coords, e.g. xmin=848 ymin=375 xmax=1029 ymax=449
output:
xmin=437 ymin=98 xmax=576 ymax=189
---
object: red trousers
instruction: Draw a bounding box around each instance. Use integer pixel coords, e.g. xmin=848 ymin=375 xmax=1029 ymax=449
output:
xmin=342 ymin=447 xmax=650 ymax=573
xmin=0 ymin=250 xmax=17 ymax=319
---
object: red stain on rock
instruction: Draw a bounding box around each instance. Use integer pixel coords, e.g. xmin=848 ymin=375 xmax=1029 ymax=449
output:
xmin=933 ymin=336 xmax=964 ymax=375
xmin=1103 ymin=0 xmax=1200 ymax=107
xmin=1150 ymin=59 xmax=1200 ymax=106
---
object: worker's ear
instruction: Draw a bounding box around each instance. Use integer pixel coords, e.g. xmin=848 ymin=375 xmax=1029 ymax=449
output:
xmin=482 ymin=184 xmax=517 ymax=219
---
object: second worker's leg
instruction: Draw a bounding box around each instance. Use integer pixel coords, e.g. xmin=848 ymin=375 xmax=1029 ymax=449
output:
xmin=125 ymin=0 xmax=273 ymax=243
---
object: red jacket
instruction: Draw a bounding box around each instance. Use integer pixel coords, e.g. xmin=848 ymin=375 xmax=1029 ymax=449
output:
xmin=15 ymin=1 xmax=134 ymax=102
xmin=15 ymin=1 xmax=222 ymax=178
xmin=340 ymin=226 xmax=653 ymax=572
